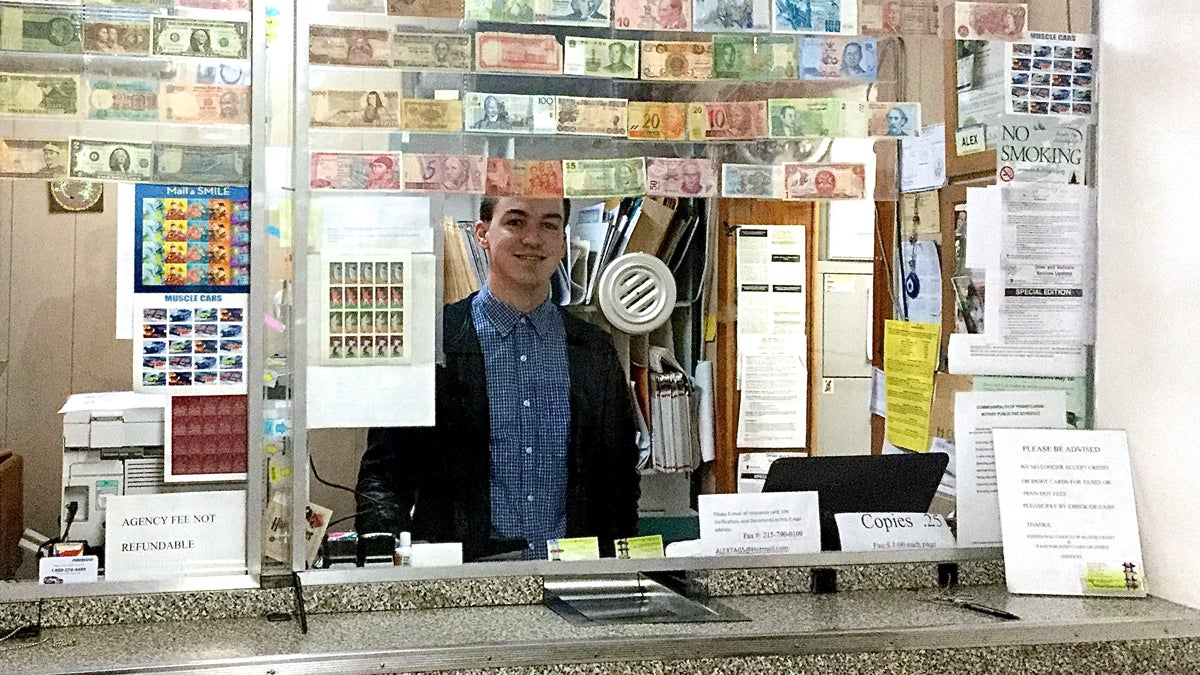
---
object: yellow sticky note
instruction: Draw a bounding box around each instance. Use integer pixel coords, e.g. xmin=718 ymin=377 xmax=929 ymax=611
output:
xmin=615 ymin=535 xmax=665 ymax=559
xmin=704 ymin=316 xmax=717 ymax=342
xmin=547 ymin=536 xmax=600 ymax=561
xmin=883 ymin=320 xmax=940 ymax=452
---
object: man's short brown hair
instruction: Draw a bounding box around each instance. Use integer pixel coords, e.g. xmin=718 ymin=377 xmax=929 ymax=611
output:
xmin=479 ymin=196 xmax=571 ymax=226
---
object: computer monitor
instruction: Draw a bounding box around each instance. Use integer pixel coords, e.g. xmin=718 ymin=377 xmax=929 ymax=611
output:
xmin=761 ymin=453 xmax=950 ymax=550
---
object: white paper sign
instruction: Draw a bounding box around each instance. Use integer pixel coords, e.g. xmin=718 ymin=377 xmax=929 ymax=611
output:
xmin=38 ymin=555 xmax=99 ymax=585
xmin=993 ymin=429 xmax=1146 ymax=597
xmin=737 ymin=451 xmax=807 ymax=493
xmin=954 ymin=390 xmax=1068 ymax=548
xmin=835 ymin=512 xmax=956 ymax=552
xmin=104 ymin=490 xmax=246 ymax=581
xmin=699 ymin=492 xmax=820 ymax=556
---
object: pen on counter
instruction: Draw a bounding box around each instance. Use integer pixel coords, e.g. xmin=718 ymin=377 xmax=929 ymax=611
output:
xmin=935 ymin=595 xmax=1021 ymax=621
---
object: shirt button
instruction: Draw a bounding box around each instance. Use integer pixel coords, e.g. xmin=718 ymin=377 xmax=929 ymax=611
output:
xmin=527 ymin=495 xmax=534 ymax=502
xmin=525 ymin=447 xmax=533 ymax=455
xmin=520 ymin=317 xmax=528 ymax=324
xmin=520 ymin=355 xmax=527 ymax=362
xmin=523 ymin=399 xmax=530 ymax=407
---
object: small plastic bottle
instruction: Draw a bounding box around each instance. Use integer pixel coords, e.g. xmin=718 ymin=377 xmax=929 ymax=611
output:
xmin=395 ymin=531 xmax=412 ymax=566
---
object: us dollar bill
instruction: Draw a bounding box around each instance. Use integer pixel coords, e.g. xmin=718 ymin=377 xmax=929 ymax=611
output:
xmin=720 ymin=163 xmax=782 ymax=198
xmin=542 ymin=0 xmax=611 ymax=27
xmin=563 ymin=36 xmax=639 ymax=79
xmin=309 ymin=151 xmax=402 ymax=190
xmin=393 ymin=32 xmax=471 ymax=70
xmin=463 ymin=92 xmax=556 ymax=134
xmin=626 ymin=101 xmax=688 ymax=141
xmin=562 ymin=157 xmax=646 ymax=198
xmin=485 ymin=158 xmax=564 ymax=197
xmin=310 ymin=89 xmax=400 ymax=128
xmin=613 ymin=0 xmax=691 ymax=31
xmin=640 ymin=41 xmax=712 ymax=81
xmin=154 ymin=142 xmax=251 ymax=186
xmin=687 ymin=100 xmax=767 ymax=140
xmin=160 ymin=84 xmax=250 ymax=124
xmin=86 ymin=77 xmax=159 ymax=122
xmin=401 ymin=153 xmax=486 ymax=193
xmin=83 ymin=20 xmax=152 ymax=55
xmin=782 ymin=162 xmax=866 ymax=200
xmin=400 ymin=99 xmax=463 ymax=132
xmin=68 ymin=138 xmax=154 ymax=181
xmin=767 ymin=98 xmax=844 ymax=138
xmin=309 ymin=25 xmax=390 ymax=67
xmin=152 ymin=17 xmax=248 ymax=60
xmin=0 ymin=5 xmax=82 ymax=53
xmin=0 ymin=72 xmax=79 ymax=116
xmin=646 ymin=157 xmax=718 ymax=198
xmin=555 ymin=96 xmax=627 ymax=137
xmin=0 ymin=138 xmax=69 ymax=178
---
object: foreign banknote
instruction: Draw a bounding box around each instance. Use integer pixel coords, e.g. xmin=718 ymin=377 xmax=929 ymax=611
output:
xmin=310 ymin=89 xmax=400 ymax=128
xmin=562 ymin=157 xmax=647 ymax=198
xmin=640 ymin=41 xmax=712 ymax=81
xmin=154 ymin=143 xmax=251 ymax=186
xmin=83 ymin=20 xmax=151 ymax=55
xmin=0 ymin=138 xmax=68 ymax=178
xmin=954 ymin=2 xmax=1028 ymax=40
xmin=466 ymin=0 xmax=535 ymax=23
xmin=687 ymin=101 xmax=767 ymax=141
xmin=782 ymin=162 xmax=866 ymax=200
xmin=692 ymin=0 xmax=770 ymax=32
xmin=393 ymin=33 xmax=471 ymax=70
xmin=862 ymin=102 xmax=922 ymax=137
xmin=0 ymin=72 xmax=79 ymax=116
xmin=555 ymin=96 xmax=626 ymax=136
xmin=720 ymin=163 xmax=782 ymax=198
xmin=613 ymin=0 xmax=691 ymax=31
xmin=401 ymin=153 xmax=486 ymax=193
xmin=86 ymin=77 xmax=158 ymax=122
xmin=476 ymin=32 xmax=563 ymax=74
xmin=68 ymin=138 xmax=154 ymax=181
xmin=0 ymin=6 xmax=82 ymax=53
xmin=309 ymin=152 xmax=402 ymax=190
xmin=179 ymin=0 xmax=250 ymax=8
xmin=541 ymin=0 xmax=611 ymax=27
xmin=152 ymin=18 xmax=248 ymax=59
xmin=387 ymin=0 xmax=465 ymax=17
xmin=645 ymin=157 xmax=718 ymax=198
xmin=327 ymin=0 xmax=388 ymax=11
xmin=799 ymin=36 xmax=878 ymax=81
xmin=859 ymin=0 xmax=938 ymax=35
xmin=310 ymin=25 xmax=390 ymax=67
xmin=626 ymin=101 xmax=687 ymax=141
xmin=712 ymin=35 xmax=797 ymax=80
xmin=400 ymin=99 xmax=463 ymax=132
xmin=160 ymin=84 xmax=250 ymax=124
xmin=563 ymin=36 xmax=639 ymax=79
xmin=772 ymin=0 xmax=851 ymax=33
xmin=485 ymin=158 xmax=564 ymax=197
xmin=767 ymin=98 xmax=843 ymax=138
xmin=463 ymin=92 xmax=556 ymax=134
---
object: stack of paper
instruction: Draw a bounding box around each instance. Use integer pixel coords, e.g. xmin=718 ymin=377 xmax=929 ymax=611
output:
xmin=646 ymin=347 xmax=697 ymax=473
xmin=443 ymin=219 xmax=482 ymax=303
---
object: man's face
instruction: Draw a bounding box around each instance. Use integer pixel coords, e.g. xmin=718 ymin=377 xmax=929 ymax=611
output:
xmin=884 ymin=2 xmax=901 ymax=27
xmin=369 ymin=160 xmax=389 ymax=179
xmin=730 ymin=105 xmax=750 ymax=132
xmin=681 ymin=166 xmax=701 ymax=191
xmin=781 ymin=107 xmax=797 ymax=127
xmin=475 ymin=198 xmax=566 ymax=295
xmin=844 ymin=43 xmax=862 ymax=69
xmin=609 ymin=43 xmax=624 ymax=63
xmin=220 ymin=92 xmax=238 ymax=117
xmin=434 ymin=41 xmax=449 ymax=60
xmin=886 ymin=108 xmax=905 ymax=132
xmin=484 ymin=96 xmax=499 ymax=119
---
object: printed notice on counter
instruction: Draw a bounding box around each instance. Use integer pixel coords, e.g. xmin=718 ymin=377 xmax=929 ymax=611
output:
xmin=835 ymin=512 xmax=956 ymax=552
xmin=105 ymin=490 xmax=246 ymax=581
xmin=699 ymin=492 xmax=820 ymax=556
xmin=993 ymin=429 xmax=1146 ymax=597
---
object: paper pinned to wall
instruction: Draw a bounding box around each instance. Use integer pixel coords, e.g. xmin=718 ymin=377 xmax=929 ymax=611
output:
xmin=900 ymin=123 xmax=947 ymax=193
xmin=883 ymin=320 xmax=939 ymax=452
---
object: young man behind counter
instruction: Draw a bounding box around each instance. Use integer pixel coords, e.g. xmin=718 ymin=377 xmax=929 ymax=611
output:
xmin=356 ymin=196 xmax=641 ymax=561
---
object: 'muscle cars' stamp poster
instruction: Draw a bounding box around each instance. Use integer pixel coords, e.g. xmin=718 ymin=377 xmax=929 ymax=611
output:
xmin=134 ymin=293 xmax=248 ymax=395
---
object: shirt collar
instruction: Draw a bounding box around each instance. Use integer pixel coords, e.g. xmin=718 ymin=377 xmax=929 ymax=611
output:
xmin=474 ymin=285 xmax=563 ymax=338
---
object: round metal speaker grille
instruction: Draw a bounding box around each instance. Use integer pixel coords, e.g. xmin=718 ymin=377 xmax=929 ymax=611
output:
xmin=596 ymin=253 xmax=677 ymax=335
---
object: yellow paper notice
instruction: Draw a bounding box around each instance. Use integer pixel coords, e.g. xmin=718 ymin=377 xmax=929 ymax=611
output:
xmin=615 ymin=535 xmax=665 ymax=559
xmin=547 ymin=536 xmax=600 ymax=561
xmin=883 ymin=320 xmax=940 ymax=452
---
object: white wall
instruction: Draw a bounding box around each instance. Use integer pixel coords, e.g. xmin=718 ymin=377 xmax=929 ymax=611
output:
xmin=1095 ymin=2 xmax=1200 ymax=609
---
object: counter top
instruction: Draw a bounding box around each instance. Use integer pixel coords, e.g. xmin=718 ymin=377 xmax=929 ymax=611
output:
xmin=3 ymin=585 xmax=1200 ymax=674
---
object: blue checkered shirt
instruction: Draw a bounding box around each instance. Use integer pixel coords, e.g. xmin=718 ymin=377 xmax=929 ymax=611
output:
xmin=471 ymin=286 xmax=570 ymax=559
